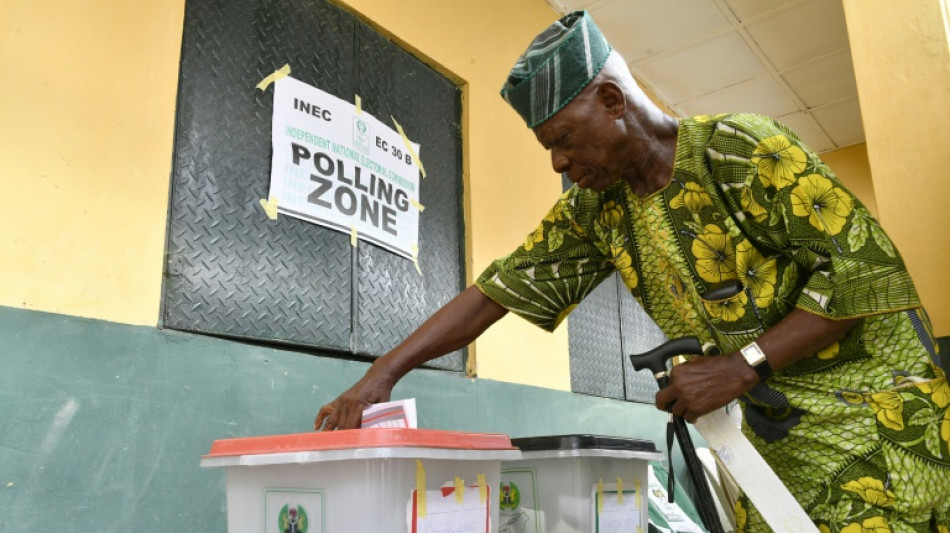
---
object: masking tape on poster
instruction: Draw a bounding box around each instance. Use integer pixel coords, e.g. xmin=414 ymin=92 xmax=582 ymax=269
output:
xmin=259 ymin=197 xmax=279 ymax=220
xmin=391 ymin=116 xmax=426 ymax=178
xmin=410 ymin=244 xmax=422 ymax=276
xmin=257 ymin=64 xmax=291 ymax=91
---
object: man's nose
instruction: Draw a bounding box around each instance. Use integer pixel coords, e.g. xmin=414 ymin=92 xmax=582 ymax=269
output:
xmin=551 ymin=149 xmax=569 ymax=173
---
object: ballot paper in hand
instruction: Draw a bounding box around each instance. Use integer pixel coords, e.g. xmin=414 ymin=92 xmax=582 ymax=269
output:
xmin=361 ymin=398 xmax=418 ymax=429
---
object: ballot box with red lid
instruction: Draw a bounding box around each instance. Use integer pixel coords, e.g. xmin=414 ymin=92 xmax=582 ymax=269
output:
xmin=201 ymin=428 xmax=522 ymax=532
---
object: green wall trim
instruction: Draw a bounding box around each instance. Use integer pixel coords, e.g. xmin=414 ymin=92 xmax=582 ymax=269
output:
xmin=0 ymin=306 xmax=677 ymax=530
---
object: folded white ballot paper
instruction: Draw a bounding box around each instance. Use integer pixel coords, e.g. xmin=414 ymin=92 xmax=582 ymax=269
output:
xmin=361 ymin=398 xmax=418 ymax=429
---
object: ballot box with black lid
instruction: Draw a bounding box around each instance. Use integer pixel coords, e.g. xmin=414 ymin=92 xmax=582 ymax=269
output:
xmin=500 ymin=434 xmax=663 ymax=533
xmin=201 ymin=428 xmax=522 ymax=532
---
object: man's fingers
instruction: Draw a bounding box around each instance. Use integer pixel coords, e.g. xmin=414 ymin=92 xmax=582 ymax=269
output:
xmin=323 ymin=411 xmax=340 ymax=431
xmin=314 ymin=405 xmax=334 ymax=431
xmin=655 ymin=387 xmax=676 ymax=411
xmin=345 ymin=404 xmax=364 ymax=429
xmin=333 ymin=404 xmax=350 ymax=431
xmin=672 ymin=401 xmax=688 ymax=419
xmin=681 ymin=403 xmax=700 ymax=423
xmin=315 ymin=398 xmax=371 ymax=431
xmin=319 ymin=407 xmax=341 ymax=431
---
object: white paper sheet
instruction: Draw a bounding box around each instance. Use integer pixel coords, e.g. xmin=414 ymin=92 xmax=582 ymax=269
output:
xmin=361 ymin=398 xmax=417 ymax=429
xmin=407 ymin=482 xmax=490 ymax=533
xmin=269 ymin=76 xmax=421 ymax=258
xmin=591 ymin=483 xmax=641 ymax=533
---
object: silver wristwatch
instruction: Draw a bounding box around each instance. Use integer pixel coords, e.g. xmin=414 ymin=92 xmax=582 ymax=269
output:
xmin=740 ymin=341 xmax=773 ymax=381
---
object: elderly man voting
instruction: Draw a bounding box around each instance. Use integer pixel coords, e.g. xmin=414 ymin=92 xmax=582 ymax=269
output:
xmin=316 ymin=11 xmax=950 ymax=533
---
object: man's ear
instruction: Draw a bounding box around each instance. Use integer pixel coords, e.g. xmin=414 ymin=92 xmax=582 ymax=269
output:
xmin=597 ymin=81 xmax=626 ymax=119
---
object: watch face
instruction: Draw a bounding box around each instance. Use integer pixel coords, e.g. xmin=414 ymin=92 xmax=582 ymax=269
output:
xmin=741 ymin=344 xmax=767 ymax=366
xmin=741 ymin=343 xmax=774 ymax=381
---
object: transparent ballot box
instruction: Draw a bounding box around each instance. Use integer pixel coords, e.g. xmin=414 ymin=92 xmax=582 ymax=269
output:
xmin=499 ymin=434 xmax=663 ymax=533
xmin=201 ymin=428 xmax=522 ymax=532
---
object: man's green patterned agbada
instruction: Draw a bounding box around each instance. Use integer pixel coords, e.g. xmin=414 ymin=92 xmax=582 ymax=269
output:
xmin=476 ymin=114 xmax=950 ymax=532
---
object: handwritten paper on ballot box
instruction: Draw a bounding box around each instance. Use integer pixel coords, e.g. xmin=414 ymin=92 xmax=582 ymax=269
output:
xmin=592 ymin=483 xmax=641 ymax=533
xmin=408 ymin=482 xmax=491 ymax=533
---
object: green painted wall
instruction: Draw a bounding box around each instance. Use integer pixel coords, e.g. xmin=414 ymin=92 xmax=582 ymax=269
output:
xmin=0 ymin=306 xmax=682 ymax=531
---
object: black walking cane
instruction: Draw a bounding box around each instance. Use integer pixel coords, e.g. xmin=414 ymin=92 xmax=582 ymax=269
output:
xmin=630 ymin=336 xmax=725 ymax=533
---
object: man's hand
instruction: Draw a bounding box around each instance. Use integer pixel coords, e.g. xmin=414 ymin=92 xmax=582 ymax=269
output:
xmin=312 ymin=285 xmax=507 ymax=431
xmin=654 ymin=352 xmax=757 ymax=423
xmin=654 ymin=310 xmax=861 ymax=423
xmin=314 ymin=371 xmax=396 ymax=431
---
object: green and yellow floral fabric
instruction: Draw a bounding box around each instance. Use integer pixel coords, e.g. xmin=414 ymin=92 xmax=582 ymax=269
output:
xmin=476 ymin=114 xmax=949 ymax=532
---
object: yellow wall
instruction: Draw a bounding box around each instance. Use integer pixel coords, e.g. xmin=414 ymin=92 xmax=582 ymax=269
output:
xmin=843 ymin=0 xmax=950 ymax=335
xmin=338 ymin=0 xmax=570 ymax=390
xmin=944 ymin=0 xmax=950 ymax=52
xmin=0 ymin=0 xmax=573 ymax=390
xmin=6 ymin=0 xmax=944 ymax=397
xmin=0 ymin=1 xmax=184 ymax=325
xmin=820 ymin=143 xmax=878 ymax=218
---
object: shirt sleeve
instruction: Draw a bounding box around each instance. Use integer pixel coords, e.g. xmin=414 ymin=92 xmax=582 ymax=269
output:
xmin=704 ymin=114 xmax=920 ymax=319
xmin=475 ymin=187 xmax=616 ymax=331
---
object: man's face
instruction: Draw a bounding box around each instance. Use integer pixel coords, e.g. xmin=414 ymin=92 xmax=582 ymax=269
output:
xmin=533 ymin=87 xmax=621 ymax=192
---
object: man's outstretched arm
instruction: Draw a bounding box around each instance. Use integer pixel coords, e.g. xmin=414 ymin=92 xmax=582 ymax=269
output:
xmin=314 ymin=285 xmax=508 ymax=430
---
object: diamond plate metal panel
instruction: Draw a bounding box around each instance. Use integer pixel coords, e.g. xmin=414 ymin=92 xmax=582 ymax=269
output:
xmin=560 ymin=173 xmax=666 ymax=402
xmin=619 ymin=288 xmax=667 ymax=403
xmin=353 ymin=27 xmax=464 ymax=371
xmin=164 ymin=0 xmax=357 ymax=349
xmin=569 ymin=274 xmax=625 ymax=399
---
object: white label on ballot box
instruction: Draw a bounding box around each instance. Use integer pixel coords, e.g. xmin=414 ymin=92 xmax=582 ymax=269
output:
xmin=592 ymin=483 xmax=640 ymax=533
xmin=263 ymin=488 xmax=324 ymax=533
xmin=407 ymin=482 xmax=490 ymax=533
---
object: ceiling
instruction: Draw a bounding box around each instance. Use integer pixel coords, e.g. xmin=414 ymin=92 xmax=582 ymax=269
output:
xmin=545 ymin=0 xmax=862 ymax=153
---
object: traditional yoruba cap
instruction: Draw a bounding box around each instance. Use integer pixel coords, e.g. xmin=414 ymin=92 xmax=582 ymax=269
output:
xmin=500 ymin=11 xmax=612 ymax=128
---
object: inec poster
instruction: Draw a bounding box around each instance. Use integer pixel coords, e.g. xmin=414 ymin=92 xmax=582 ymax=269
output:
xmin=268 ymin=76 xmax=421 ymax=259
